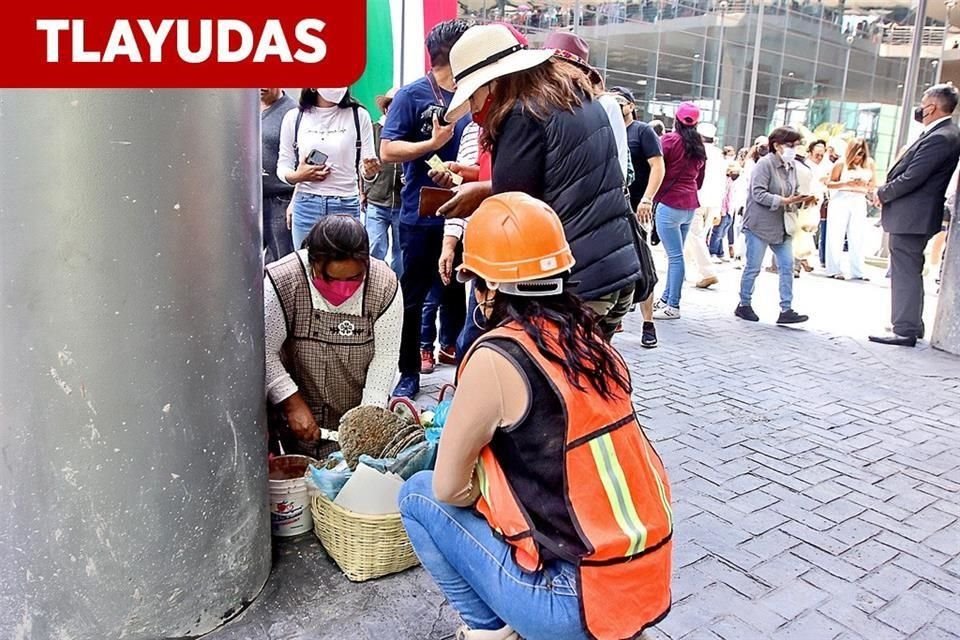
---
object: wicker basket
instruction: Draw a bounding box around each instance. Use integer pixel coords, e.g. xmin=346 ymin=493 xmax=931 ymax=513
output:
xmin=310 ymin=492 xmax=419 ymax=582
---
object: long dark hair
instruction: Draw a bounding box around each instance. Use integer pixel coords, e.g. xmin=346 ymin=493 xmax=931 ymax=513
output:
xmin=482 ymin=59 xmax=596 ymax=149
xmin=675 ymin=121 xmax=706 ymax=161
xmin=305 ymin=215 xmax=370 ymax=274
xmin=478 ymin=280 xmax=631 ymax=397
xmin=299 ymin=88 xmax=360 ymax=111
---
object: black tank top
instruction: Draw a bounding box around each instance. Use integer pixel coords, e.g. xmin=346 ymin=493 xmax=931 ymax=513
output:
xmin=481 ymin=337 xmax=589 ymax=563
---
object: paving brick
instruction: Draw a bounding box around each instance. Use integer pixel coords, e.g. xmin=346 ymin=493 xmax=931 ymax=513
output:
xmin=872 ymin=592 xmax=941 ymax=636
xmin=814 ymin=497 xmax=868 ymax=524
xmin=840 ymin=538 xmax=900 ymax=572
xmin=738 ymin=529 xmax=800 ymax=563
xmin=817 ymin=601 xmax=903 ymax=640
xmin=790 ymin=543 xmax=867 ymax=582
xmin=692 ymin=555 xmax=773 ymax=599
xmin=709 ymin=616 xmax=765 ymax=640
xmin=760 ymin=580 xmax=831 ymax=621
xmin=909 ymin=580 xmax=960 ymax=616
xmin=771 ymin=610 xmax=847 ymax=640
xmin=751 ymin=552 xmax=814 ymax=588
xmin=726 ymin=489 xmax=779 ymax=514
xmin=826 ymin=519 xmax=883 ymax=549
xmin=800 ymin=567 xmax=886 ymax=614
xmin=922 ymin=526 xmax=960 ymax=557
xmin=861 ymin=564 xmax=922 ymax=601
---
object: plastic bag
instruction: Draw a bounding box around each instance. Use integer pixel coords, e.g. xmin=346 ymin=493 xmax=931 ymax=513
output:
xmin=307 ymin=452 xmax=353 ymax=500
xmin=356 ymin=440 xmax=438 ymax=481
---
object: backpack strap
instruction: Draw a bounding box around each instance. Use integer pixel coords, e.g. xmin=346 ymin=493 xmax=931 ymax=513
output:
xmin=293 ymin=109 xmax=305 ymax=163
xmin=352 ymin=105 xmax=362 ymax=172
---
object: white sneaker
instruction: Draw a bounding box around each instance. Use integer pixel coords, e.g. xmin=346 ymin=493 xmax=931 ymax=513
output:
xmin=653 ymin=298 xmax=667 ymax=311
xmin=456 ymin=625 xmax=520 ymax=640
xmin=653 ymin=305 xmax=681 ymax=320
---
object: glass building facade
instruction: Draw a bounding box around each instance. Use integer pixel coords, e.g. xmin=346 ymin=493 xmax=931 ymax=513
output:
xmin=459 ymin=0 xmax=948 ymax=174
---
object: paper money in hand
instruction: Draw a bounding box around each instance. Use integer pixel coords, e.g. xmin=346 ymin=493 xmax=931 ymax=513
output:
xmin=426 ymin=155 xmax=463 ymax=186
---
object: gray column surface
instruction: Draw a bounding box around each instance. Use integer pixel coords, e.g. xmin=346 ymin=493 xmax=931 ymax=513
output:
xmin=933 ymin=225 xmax=960 ymax=355
xmin=0 ymin=90 xmax=271 ymax=639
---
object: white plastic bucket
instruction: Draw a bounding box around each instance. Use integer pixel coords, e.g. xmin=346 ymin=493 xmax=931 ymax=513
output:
xmin=268 ymin=455 xmax=317 ymax=537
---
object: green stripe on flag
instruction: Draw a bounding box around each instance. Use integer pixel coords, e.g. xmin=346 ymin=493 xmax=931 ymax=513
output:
xmin=351 ymin=0 xmax=395 ymax=120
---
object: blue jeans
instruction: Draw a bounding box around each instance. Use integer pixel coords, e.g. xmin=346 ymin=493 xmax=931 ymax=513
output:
xmin=399 ymin=472 xmax=588 ymax=640
xmin=263 ymin=194 xmax=295 ymax=264
xmin=708 ymin=214 xmax=733 ymax=257
xmin=655 ymin=203 xmax=695 ymax=308
xmin=420 ymin=281 xmax=460 ymax=351
xmin=365 ymin=203 xmax=403 ymax=275
xmin=739 ymin=229 xmax=795 ymax=312
xmin=817 ymin=218 xmax=828 ymax=266
xmin=291 ymin=193 xmax=361 ymax=249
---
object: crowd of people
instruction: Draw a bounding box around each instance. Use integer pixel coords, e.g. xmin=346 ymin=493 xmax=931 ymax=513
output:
xmin=257 ymin=18 xmax=959 ymax=639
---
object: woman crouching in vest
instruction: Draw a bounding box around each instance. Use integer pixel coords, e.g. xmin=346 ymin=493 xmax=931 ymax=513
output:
xmin=399 ymin=193 xmax=673 ymax=640
xmin=264 ymin=215 xmax=402 ymax=458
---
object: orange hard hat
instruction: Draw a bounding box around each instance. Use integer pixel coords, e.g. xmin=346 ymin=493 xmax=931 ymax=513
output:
xmin=456 ymin=192 xmax=575 ymax=288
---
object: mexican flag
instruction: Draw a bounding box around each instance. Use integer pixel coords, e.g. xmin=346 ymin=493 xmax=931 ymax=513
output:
xmin=351 ymin=0 xmax=460 ymax=120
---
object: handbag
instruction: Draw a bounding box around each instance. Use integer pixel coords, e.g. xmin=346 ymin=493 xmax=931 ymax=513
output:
xmin=771 ymin=161 xmax=798 ymax=237
xmin=628 ymin=214 xmax=659 ymax=304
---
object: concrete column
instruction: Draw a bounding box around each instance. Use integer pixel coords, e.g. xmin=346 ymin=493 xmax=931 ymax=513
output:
xmin=932 ymin=226 xmax=960 ymax=354
xmin=0 ymin=90 xmax=271 ymax=639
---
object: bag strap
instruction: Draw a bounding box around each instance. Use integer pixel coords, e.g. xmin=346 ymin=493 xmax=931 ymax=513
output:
xmin=293 ymin=109 xmax=304 ymax=163
xmin=353 ymin=105 xmax=362 ymax=172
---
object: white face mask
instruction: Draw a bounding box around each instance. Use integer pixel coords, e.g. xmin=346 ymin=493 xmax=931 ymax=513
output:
xmin=317 ymin=88 xmax=348 ymax=104
xmin=781 ymin=147 xmax=797 ymax=163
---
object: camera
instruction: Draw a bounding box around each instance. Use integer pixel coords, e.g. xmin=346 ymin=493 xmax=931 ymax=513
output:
xmin=419 ymin=104 xmax=448 ymax=137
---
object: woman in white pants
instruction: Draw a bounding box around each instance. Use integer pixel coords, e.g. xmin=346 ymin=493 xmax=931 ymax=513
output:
xmin=825 ymin=138 xmax=875 ymax=280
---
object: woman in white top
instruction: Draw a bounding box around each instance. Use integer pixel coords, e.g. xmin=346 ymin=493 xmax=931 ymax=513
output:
xmin=825 ymin=138 xmax=876 ymax=280
xmin=277 ymin=88 xmax=378 ymax=249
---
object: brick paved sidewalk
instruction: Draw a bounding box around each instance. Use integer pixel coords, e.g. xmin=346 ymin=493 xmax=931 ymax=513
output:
xmin=210 ymin=260 xmax=960 ymax=640
xmin=631 ymin=261 xmax=960 ymax=640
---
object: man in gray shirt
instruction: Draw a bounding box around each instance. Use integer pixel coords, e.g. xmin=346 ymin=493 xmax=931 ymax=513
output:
xmin=261 ymin=88 xmax=297 ymax=263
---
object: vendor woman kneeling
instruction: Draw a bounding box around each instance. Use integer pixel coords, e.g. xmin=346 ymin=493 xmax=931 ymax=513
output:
xmin=399 ymin=193 xmax=673 ymax=640
xmin=265 ymin=215 xmax=402 ymax=457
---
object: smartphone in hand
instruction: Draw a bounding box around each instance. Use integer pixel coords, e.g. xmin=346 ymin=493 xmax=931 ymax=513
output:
xmin=306 ymin=150 xmax=329 ymax=166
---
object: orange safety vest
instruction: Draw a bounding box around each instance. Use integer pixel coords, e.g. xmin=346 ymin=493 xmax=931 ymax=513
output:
xmin=460 ymin=323 xmax=673 ymax=640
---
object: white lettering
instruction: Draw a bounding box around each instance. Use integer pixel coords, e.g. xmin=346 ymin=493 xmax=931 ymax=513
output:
xmin=294 ymin=19 xmax=326 ymax=63
xmin=253 ymin=20 xmax=293 ymax=63
xmin=176 ymin=19 xmax=212 ymax=64
xmin=138 ymin=19 xmax=174 ymax=63
xmin=36 ymin=19 xmax=70 ymax=63
xmin=72 ymin=20 xmax=101 ymax=63
xmin=217 ymin=19 xmax=253 ymax=63
xmin=103 ymin=20 xmax=142 ymax=63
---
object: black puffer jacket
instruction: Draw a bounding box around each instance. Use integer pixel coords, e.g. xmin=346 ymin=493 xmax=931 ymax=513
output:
xmin=491 ymin=97 xmax=640 ymax=300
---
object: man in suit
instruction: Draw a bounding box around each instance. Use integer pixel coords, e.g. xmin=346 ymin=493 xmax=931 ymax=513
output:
xmin=870 ymin=84 xmax=960 ymax=347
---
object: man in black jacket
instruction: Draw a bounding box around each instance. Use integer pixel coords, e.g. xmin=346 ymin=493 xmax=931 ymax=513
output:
xmin=870 ymin=84 xmax=960 ymax=347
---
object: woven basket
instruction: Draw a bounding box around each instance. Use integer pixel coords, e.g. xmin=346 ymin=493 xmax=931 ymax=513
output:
xmin=310 ymin=492 xmax=419 ymax=582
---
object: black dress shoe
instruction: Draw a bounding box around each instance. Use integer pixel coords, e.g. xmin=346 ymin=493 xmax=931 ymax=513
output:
xmin=868 ymin=333 xmax=917 ymax=347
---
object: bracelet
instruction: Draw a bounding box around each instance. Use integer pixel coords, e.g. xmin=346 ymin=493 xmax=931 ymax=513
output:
xmin=640 ymin=197 xmax=653 ymax=205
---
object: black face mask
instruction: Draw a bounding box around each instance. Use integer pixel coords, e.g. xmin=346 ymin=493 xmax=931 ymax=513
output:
xmin=913 ymin=105 xmax=929 ymax=123
xmin=757 ymin=145 xmax=769 ymax=157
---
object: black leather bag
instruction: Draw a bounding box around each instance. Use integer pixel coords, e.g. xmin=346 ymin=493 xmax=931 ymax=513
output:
xmin=628 ymin=214 xmax=659 ymax=304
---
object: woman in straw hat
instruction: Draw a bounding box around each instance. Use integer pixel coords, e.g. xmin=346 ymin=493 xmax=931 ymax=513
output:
xmin=400 ymin=193 xmax=672 ymax=640
xmin=439 ymin=23 xmax=642 ymax=340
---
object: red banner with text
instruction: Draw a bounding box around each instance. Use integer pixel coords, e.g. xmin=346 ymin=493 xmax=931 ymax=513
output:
xmin=0 ymin=3 xmax=367 ymax=87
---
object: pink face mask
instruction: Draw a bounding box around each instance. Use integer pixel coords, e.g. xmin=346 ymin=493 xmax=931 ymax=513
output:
xmin=312 ymin=276 xmax=363 ymax=306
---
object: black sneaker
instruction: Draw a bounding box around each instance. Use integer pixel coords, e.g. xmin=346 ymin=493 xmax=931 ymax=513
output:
xmin=735 ymin=305 xmax=760 ymax=322
xmin=641 ymin=322 xmax=658 ymax=349
xmin=777 ymin=309 xmax=809 ymax=324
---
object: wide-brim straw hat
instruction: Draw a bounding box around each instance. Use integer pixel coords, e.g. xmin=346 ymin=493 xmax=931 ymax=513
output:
xmin=446 ymin=24 xmax=554 ymax=123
